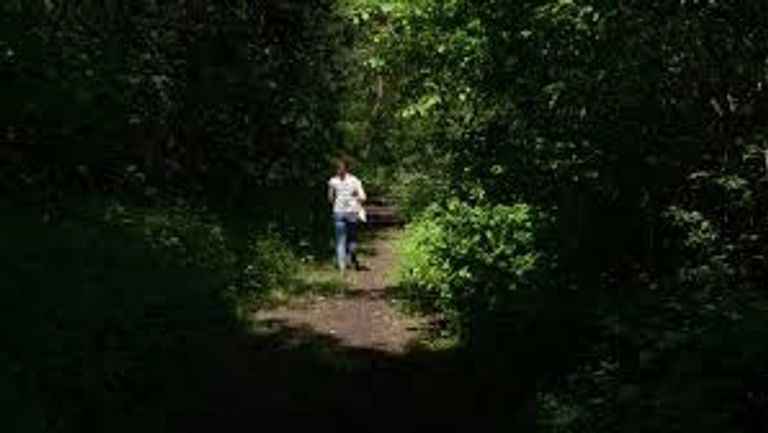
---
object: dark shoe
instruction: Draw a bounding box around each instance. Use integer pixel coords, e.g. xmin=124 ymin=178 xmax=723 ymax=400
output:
xmin=351 ymin=254 xmax=362 ymax=271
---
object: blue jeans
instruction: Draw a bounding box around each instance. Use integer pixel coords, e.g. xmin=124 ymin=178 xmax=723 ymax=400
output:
xmin=333 ymin=212 xmax=358 ymax=270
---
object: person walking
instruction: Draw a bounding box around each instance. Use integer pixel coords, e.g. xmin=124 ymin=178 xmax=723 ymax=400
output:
xmin=328 ymin=157 xmax=366 ymax=273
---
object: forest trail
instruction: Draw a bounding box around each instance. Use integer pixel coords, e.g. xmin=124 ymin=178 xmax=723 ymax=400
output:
xmin=229 ymin=212 xmax=531 ymax=426
xmin=255 ymin=227 xmax=425 ymax=353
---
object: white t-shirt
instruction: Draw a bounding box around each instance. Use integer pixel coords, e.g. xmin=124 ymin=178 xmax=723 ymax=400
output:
xmin=328 ymin=174 xmax=366 ymax=214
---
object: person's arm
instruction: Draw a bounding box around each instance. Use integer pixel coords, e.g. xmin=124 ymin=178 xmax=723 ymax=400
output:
xmin=328 ymin=181 xmax=336 ymax=205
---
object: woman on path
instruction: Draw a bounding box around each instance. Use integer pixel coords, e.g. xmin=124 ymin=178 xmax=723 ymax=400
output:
xmin=328 ymin=157 xmax=366 ymax=272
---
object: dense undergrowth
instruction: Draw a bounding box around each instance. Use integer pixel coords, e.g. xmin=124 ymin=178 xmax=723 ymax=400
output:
xmin=0 ymin=198 xmax=339 ymax=431
xmin=397 ymin=196 xmax=768 ymax=432
xmin=370 ymin=1 xmax=768 ymax=430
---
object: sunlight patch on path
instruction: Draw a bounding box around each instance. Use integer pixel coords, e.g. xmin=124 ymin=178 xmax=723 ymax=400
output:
xmin=254 ymin=229 xmax=425 ymax=354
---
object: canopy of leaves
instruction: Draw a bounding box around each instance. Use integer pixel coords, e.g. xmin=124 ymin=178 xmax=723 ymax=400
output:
xmin=2 ymin=0 xmax=344 ymax=205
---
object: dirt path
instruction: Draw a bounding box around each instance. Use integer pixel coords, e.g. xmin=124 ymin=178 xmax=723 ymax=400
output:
xmin=186 ymin=226 xmax=532 ymax=428
xmin=254 ymin=228 xmax=424 ymax=353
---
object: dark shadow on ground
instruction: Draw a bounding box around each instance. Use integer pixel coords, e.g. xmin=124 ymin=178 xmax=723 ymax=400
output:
xmin=184 ymin=320 xmax=536 ymax=430
xmin=0 ymin=208 xmax=535 ymax=432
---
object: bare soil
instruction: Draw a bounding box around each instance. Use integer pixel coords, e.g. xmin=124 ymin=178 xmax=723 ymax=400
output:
xmin=255 ymin=229 xmax=425 ymax=353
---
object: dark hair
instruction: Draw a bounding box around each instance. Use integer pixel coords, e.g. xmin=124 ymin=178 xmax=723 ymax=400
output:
xmin=336 ymin=155 xmax=354 ymax=171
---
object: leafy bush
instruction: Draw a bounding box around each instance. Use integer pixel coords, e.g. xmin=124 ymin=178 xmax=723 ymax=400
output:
xmin=103 ymin=202 xmax=237 ymax=282
xmin=535 ymin=203 xmax=766 ymax=433
xmin=240 ymin=231 xmax=300 ymax=295
xmin=0 ymin=206 xmax=237 ymax=432
xmin=0 ymin=202 xmax=313 ymax=430
xmin=537 ymin=338 xmax=619 ymax=433
xmin=398 ymin=199 xmax=551 ymax=335
xmin=101 ymin=201 xmax=301 ymax=299
xmin=391 ymin=171 xmax=453 ymax=221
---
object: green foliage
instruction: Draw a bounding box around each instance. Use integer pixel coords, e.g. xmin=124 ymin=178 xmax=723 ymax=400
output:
xmin=399 ymin=200 xmax=550 ymax=334
xmin=0 ymin=206 xmax=237 ymax=432
xmin=390 ymin=171 xmax=452 ymax=221
xmin=0 ymin=202 xmax=322 ymax=429
xmin=240 ymin=231 xmax=300 ymax=295
xmin=2 ymin=0 xmax=343 ymax=203
xmin=6 ymin=0 xmax=768 ymax=428
xmin=103 ymin=202 xmax=236 ymax=280
xmin=538 ymin=392 xmax=581 ymax=433
xmin=537 ymin=337 xmax=619 ymax=433
xmin=95 ymin=200 xmax=298 ymax=295
xmin=99 ymin=201 xmax=306 ymax=301
xmin=354 ymin=0 xmax=768 ymax=429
